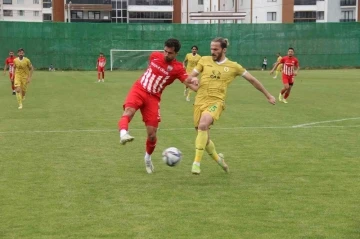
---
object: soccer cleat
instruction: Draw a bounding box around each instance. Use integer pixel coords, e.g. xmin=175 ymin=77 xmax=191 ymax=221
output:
xmin=145 ymin=158 xmax=155 ymax=174
xmin=98 ymin=80 xmax=101 ymax=82
xmin=120 ymin=133 xmax=134 ymax=145
xmin=101 ymin=79 xmax=104 ymax=82
xmin=278 ymin=93 xmax=283 ymax=102
xmin=273 ymin=76 xmax=277 ymax=79
xmin=18 ymin=104 xmax=23 ymax=110
xmin=12 ymin=91 xmax=16 ymax=95
xmin=282 ymin=99 xmax=288 ymax=104
xmin=186 ymin=96 xmax=190 ymax=102
xmin=191 ymin=164 xmax=201 ymax=175
xmin=217 ymin=153 xmax=229 ymax=173
xmin=184 ymin=88 xmax=188 ymax=96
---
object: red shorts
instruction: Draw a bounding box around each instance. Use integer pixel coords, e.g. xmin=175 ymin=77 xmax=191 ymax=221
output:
xmin=9 ymin=73 xmax=14 ymax=81
xmin=97 ymin=67 xmax=104 ymax=72
xmin=123 ymin=85 xmax=161 ymax=127
xmin=282 ymin=74 xmax=294 ymax=85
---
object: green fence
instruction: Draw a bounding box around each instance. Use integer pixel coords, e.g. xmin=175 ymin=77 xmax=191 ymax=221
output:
xmin=1 ymin=21 xmax=359 ymax=70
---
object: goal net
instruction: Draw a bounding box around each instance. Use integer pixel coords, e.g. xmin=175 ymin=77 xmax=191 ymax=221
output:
xmin=110 ymin=49 xmax=163 ymax=71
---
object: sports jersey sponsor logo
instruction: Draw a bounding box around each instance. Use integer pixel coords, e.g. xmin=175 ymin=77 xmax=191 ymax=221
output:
xmin=150 ymin=61 xmax=169 ymax=75
xmin=210 ymin=70 xmax=221 ymax=80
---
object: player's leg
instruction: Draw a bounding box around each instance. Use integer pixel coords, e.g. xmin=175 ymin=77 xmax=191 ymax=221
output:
xmin=101 ymin=68 xmax=105 ymax=82
xmin=184 ymin=85 xmax=188 ymax=96
xmin=14 ymin=77 xmax=23 ymax=109
xmin=284 ymin=83 xmax=293 ymax=102
xmin=22 ymin=81 xmax=28 ymax=101
xmin=141 ymin=97 xmax=160 ymax=174
xmin=186 ymin=89 xmax=191 ymax=102
xmin=118 ymin=87 xmax=144 ymax=144
xmin=10 ymin=73 xmax=15 ymax=95
xmin=279 ymin=75 xmax=290 ymax=102
xmin=97 ymin=68 xmax=101 ymax=82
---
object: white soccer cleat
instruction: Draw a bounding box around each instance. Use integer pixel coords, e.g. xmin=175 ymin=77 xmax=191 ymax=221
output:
xmin=217 ymin=153 xmax=229 ymax=173
xmin=120 ymin=133 xmax=134 ymax=145
xmin=186 ymin=96 xmax=190 ymax=102
xmin=101 ymin=79 xmax=104 ymax=82
xmin=18 ymin=104 xmax=23 ymax=110
xmin=98 ymin=80 xmax=101 ymax=82
xmin=278 ymin=93 xmax=283 ymax=102
xmin=145 ymin=158 xmax=155 ymax=174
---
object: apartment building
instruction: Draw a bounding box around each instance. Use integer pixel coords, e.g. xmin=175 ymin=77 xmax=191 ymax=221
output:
xmin=181 ymin=0 xmax=360 ymax=24
xmin=1 ymin=0 xmax=52 ymax=22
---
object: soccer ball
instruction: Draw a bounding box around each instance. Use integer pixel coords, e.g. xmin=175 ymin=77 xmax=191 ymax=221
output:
xmin=162 ymin=147 xmax=182 ymax=167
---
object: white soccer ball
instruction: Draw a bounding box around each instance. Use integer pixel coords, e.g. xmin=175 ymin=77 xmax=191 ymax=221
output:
xmin=162 ymin=147 xmax=182 ymax=167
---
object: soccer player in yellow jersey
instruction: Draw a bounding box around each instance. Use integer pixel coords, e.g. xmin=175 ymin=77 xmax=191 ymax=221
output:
xmin=187 ymin=37 xmax=276 ymax=175
xmin=12 ymin=48 xmax=33 ymax=109
xmin=183 ymin=46 xmax=201 ymax=101
xmin=273 ymin=53 xmax=283 ymax=79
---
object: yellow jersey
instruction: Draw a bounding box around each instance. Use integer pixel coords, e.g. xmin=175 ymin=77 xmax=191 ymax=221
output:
xmin=184 ymin=53 xmax=201 ymax=73
xmin=14 ymin=57 xmax=32 ymax=79
xmin=194 ymin=56 xmax=246 ymax=105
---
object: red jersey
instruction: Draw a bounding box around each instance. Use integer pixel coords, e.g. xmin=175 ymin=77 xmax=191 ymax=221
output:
xmin=280 ymin=56 xmax=299 ymax=76
xmin=97 ymin=57 xmax=106 ymax=67
xmin=135 ymin=52 xmax=188 ymax=98
xmin=5 ymin=57 xmax=15 ymax=73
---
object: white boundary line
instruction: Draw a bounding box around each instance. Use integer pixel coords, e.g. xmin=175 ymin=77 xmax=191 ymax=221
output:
xmin=292 ymin=117 xmax=360 ymax=128
xmin=0 ymin=125 xmax=359 ymax=134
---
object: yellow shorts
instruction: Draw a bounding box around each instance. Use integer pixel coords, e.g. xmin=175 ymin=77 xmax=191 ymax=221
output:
xmin=14 ymin=77 xmax=28 ymax=92
xmin=276 ymin=64 xmax=283 ymax=71
xmin=193 ymin=101 xmax=225 ymax=127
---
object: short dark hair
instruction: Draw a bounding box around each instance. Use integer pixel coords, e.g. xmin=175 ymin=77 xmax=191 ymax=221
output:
xmin=100 ymin=52 xmax=104 ymax=55
xmin=212 ymin=37 xmax=229 ymax=49
xmin=191 ymin=45 xmax=198 ymax=50
xmin=164 ymin=38 xmax=181 ymax=53
xmin=288 ymin=47 xmax=295 ymax=52
xmin=18 ymin=48 xmax=24 ymax=53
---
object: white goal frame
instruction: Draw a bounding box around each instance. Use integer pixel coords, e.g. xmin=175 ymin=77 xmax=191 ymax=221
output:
xmin=110 ymin=49 xmax=163 ymax=71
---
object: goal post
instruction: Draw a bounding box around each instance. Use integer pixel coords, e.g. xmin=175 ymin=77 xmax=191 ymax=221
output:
xmin=110 ymin=49 xmax=163 ymax=71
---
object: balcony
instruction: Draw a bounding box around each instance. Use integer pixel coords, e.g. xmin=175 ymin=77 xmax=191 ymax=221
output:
xmin=339 ymin=18 xmax=356 ymax=22
xmin=67 ymin=0 xmax=111 ymax=4
xmin=65 ymin=0 xmax=112 ymax=11
xmin=128 ymin=0 xmax=173 ymax=6
xmin=294 ymin=0 xmax=316 ymax=5
xmin=70 ymin=19 xmax=111 ymax=23
xmin=340 ymin=0 xmax=356 ymax=6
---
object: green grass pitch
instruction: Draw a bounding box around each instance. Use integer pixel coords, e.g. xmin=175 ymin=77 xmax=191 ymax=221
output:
xmin=0 ymin=69 xmax=359 ymax=238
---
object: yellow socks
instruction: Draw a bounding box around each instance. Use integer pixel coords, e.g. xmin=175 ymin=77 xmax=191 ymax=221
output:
xmin=194 ymin=130 xmax=208 ymax=164
xmin=205 ymin=140 xmax=220 ymax=162
xmin=16 ymin=92 xmax=22 ymax=105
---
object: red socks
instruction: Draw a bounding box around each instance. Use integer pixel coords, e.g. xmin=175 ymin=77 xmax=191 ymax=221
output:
xmin=118 ymin=115 xmax=130 ymax=131
xmin=146 ymin=137 xmax=157 ymax=155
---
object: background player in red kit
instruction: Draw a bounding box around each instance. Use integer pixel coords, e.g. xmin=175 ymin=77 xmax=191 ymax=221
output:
xmin=118 ymin=38 xmax=198 ymax=174
xmin=270 ymin=47 xmax=299 ymax=104
xmin=96 ymin=53 xmax=106 ymax=82
xmin=3 ymin=51 xmax=16 ymax=95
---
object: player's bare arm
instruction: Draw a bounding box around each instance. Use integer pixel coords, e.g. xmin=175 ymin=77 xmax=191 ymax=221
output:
xmin=11 ymin=64 xmax=16 ymax=80
xmin=270 ymin=62 xmax=280 ymax=74
xmin=27 ymin=64 xmax=34 ymax=83
xmin=183 ymin=59 xmax=187 ymax=68
xmin=243 ymin=72 xmax=276 ymax=105
xmin=183 ymin=81 xmax=198 ymax=92
xmin=294 ymin=66 xmax=300 ymax=76
xmin=3 ymin=62 xmax=8 ymax=75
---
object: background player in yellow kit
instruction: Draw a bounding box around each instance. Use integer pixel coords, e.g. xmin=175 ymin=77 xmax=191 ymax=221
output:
xmin=183 ymin=45 xmax=201 ymax=101
xmin=273 ymin=53 xmax=283 ymax=79
xmin=12 ymin=48 xmax=34 ymax=109
xmin=187 ymin=38 xmax=276 ymax=175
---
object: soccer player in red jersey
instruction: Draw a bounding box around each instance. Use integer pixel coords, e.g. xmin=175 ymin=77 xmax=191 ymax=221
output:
xmin=118 ymin=38 xmax=198 ymax=174
xmin=96 ymin=53 xmax=106 ymax=82
xmin=3 ymin=51 xmax=16 ymax=95
xmin=270 ymin=47 xmax=299 ymax=103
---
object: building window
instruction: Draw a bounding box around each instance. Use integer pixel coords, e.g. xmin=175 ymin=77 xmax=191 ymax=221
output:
xmin=33 ymin=0 xmax=39 ymax=3
xmin=342 ymin=10 xmax=354 ymax=19
xmin=34 ymin=11 xmax=39 ymax=16
xmin=316 ymin=11 xmax=324 ymax=20
xmin=294 ymin=11 xmax=316 ymax=19
xmin=198 ymin=0 xmax=203 ymax=5
xmin=267 ymin=0 xmax=277 ymax=2
xmin=18 ymin=10 xmax=24 ymax=16
xmin=43 ymin=13 xmax=52 ymax=21
xmin=267 ymin=12 xmax=276 ymax=21
xmin=3 ymin=0 xmax=12 ymax=4
xmin=71 ymin=10 xmax=83 ymax=19
xmin=43 ymin=0 xmax=51 ymax=8
xmin=89 ymin=11 xmax=100 ymax=19
xmin=17 ymin=0 xmax=24 ymax=3
xmin=3 ymin=10 xmax=13 ymax=16
xmin=129 ymin=11 xmax=172 ymax=20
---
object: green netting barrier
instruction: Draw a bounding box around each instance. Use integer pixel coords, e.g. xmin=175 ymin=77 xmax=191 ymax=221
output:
xmin=1 ymin=21 xmax=359 ymax=70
